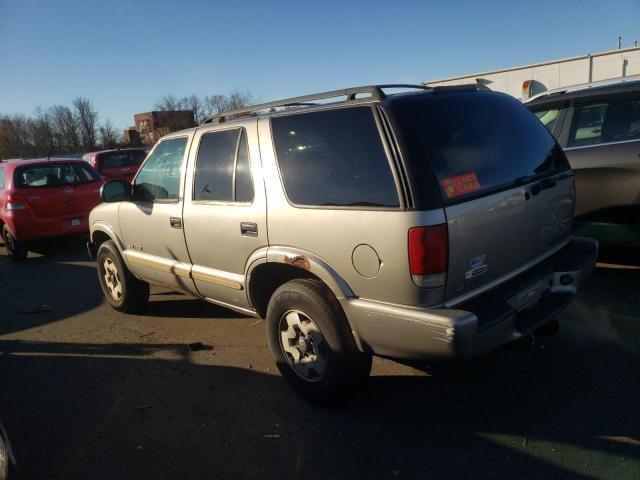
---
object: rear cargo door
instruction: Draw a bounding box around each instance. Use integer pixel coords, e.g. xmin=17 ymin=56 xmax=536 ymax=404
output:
xmin=393 ymin=92 xmax=574 ymax=304
xmin=444 ymin=174 xmax=573 ymax=303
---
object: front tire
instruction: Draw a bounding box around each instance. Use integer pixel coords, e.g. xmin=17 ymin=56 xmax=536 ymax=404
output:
xmin=97 ymin=240 xmax=149 ymax=313
xmin=2 ymin=225 xmax=28 ymax=261
xmin=266 ymin=279 xmax=371 ymax=402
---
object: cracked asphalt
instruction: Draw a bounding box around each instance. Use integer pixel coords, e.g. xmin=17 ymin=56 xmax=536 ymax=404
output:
xmin=0 ymin=237 xmax=638 ymax=479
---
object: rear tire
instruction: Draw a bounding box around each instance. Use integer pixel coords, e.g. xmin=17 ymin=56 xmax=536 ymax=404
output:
xmin=97 ymin=240 xmax=149 ymax=313
xmin=266 ymin=279 xmax=371 ymax=402
xmin=2 ymin=225 xmax=28 ymax=261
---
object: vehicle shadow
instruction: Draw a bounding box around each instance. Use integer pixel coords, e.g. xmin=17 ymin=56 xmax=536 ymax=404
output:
xmin=1 ymin=315 xmax=638 ymax=480
xmin=0 ymin=237 xmax=249 ymax=335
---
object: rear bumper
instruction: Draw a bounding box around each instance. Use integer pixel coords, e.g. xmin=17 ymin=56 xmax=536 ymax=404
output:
xmin=342 ymin=236 xmax=598 ymax=362
xmin=3 ymin=212 xmax=90 ymax=242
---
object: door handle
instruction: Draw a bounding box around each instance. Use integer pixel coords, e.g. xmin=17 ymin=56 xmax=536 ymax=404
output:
xmin=170 ymin=217 xmax=182 ymax=229
xmin=240 ymin=222 xmax=258 ymax=237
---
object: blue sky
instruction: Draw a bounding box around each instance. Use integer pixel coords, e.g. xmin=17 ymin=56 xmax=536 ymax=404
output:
xmin=1 ymin=0 xmax=639 ymax=129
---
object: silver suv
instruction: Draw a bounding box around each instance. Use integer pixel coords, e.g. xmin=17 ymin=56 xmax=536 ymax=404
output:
xmin=88 ymin=84 xmax=598 ymax=400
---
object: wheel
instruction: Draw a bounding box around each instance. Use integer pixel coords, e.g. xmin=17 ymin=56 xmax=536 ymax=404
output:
xmin=97 ymin=240 xmax=149 ymax=313
xmin=2 ymin=225 xmax=28 ymax=261
xmin=266 ymin=279 xmax=372 ymax=402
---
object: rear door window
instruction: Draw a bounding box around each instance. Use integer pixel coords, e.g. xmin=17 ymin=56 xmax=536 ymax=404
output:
xmin=0 ymin=167 xmax=4 ymax=189
xmin=569 ymin=99 xmax=640 ymax=147
xmin=134 ymin=137 xmax=187 ymax=201
xmin=193 ymin=128 xmax=254 ymax=203
xmin=533 ymin=107 xmax=563 ymax=134
xmin=392 ymin=92 xmax=569 ymax=202
xmin=271 ymin=107 xmax=399 ymax=207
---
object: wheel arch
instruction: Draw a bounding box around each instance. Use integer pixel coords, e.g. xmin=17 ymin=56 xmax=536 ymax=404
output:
xmin=246 ymin=247 xmax=363 ymax=351
xmin=91 ymin=222 xmax=126 ymax=252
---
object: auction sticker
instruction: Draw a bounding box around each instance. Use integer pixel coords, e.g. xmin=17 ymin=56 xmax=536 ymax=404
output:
xmin=441 ymin=172 xmax=481 ymax=199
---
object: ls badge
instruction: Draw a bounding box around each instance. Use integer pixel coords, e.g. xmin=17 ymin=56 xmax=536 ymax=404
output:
xmin=465 ymin=254 xmax=488 ymax=280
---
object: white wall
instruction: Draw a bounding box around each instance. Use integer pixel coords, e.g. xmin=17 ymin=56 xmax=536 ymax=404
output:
xmin=424 ymin=47 xmax=640 ymax=100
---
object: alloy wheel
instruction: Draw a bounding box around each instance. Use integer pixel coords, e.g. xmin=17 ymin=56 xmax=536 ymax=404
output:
xmin=278 ymin=310 xmax=328 ymax=382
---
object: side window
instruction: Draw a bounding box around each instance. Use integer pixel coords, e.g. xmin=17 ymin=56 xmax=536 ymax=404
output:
xmin=234 ymin=131 xmax=254 ymax=203
xmin=193 ymin=129 xmax=254 ymax=203
xmin=271 ymin=107 xmax=399 ymax=207
xmin=569 ymin=99 xmax=640 ymax=147
xmin=72 ymin=163 xmax=100 ymax=183
xmin=533 ymin=108 xmax=563 ymax=136
xmin=135 ymin=137 xmax=187 ymax=201
xmin=0 ymin=167 xmax=4 ymax=189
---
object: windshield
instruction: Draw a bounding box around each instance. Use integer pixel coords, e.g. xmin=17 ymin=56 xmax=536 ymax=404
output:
xmin=393 ymin=92 xmax=569 ymax=203
xmin=15 ymin=163 xmax=100 ymax=188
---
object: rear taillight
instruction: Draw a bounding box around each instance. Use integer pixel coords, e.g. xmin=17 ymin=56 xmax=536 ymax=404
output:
xmin=408 ymin=224 xmax=448 ymax=288
xmin=5 ymin=194 xmax=30 ymax=211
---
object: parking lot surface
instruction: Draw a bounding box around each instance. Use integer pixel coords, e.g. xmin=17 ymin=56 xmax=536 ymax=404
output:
xmin=0 ymin=238 xmax=638 ymax=480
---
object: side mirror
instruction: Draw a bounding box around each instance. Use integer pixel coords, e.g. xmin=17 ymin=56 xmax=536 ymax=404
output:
xmin=100 ymin=180 xmax=131 ymax=203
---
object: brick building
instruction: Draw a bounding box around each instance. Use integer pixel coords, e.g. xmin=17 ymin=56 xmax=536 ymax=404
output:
xmin=127 ymin=110 xmax=195 ymax=145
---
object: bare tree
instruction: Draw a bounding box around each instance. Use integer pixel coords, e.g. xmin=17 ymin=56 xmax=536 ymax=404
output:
xmin=203 ymin=94 xmax=229 ymax=118
xmin=154 ymin=94 xmax=182 ymax=111
xmin=49 ymin=105 xmax=81 ymax=153
xmin=99 ymin=119 xmax=120 ymax=148
xmin=72 ymin=97 xmax=98 ymax=149
xmin=30 ymin=108 xmax=56 ymax=156
xmin=184 ymin=94 xmax=205 ymax=124
xmin=0 ymin=114 xmax=35 ymax=159
xmin=225 ymin=89 xmax=257 ymax=111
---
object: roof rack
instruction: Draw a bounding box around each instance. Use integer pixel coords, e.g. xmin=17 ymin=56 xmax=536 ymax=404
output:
xmin=201 ymin=84 xmax=430 ymax=124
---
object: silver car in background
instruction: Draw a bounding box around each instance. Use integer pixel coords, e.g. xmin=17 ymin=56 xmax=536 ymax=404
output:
xmin=526 ymin=77 xmax=640 ymax=253
xmin=88 ymin=84 xmax=598 ymax=401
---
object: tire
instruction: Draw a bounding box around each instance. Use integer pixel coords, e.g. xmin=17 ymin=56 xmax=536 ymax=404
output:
xmin=2 ymin=225 xmax=28 ymax=261
xmin=266 ymin=279 xmax=372 ymax=402
xmin=96 ymin=240 xmax=149 ymax=313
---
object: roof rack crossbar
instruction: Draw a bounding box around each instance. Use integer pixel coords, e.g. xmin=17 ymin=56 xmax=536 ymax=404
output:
xmin=201 ymin=84 xmax=430 ymax=124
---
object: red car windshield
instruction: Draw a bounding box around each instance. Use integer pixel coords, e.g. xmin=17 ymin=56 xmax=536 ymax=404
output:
xmin=15 ymin=163 xmax=100 ymax=188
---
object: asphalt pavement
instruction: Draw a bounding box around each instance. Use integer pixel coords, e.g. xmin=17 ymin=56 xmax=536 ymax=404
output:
xmin=0 ymin=237 xmax=638 ymax=480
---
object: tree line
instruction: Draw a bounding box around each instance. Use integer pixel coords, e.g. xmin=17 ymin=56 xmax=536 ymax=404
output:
xmin=0 ymin=98 xmax=119 ymax=160
xmin=153 ymin=90 xmax=257 ymax=124
xmin=0 ymin=90 xmax=256 ymax=160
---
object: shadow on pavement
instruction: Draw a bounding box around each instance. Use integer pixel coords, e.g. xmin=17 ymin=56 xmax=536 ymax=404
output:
xmin=0 ymin=316 xmax=638 ymax=480
xmin=0 ymin=244 xmax=638 ymax=479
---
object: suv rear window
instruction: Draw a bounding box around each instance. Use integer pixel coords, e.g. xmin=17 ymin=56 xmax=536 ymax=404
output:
xmin=393 ymin=92 xmax=569 ymax=202
xmin=98 ymin=150 xmax=146 ymax=171
xmin=15 ymin=163 xmax=100 ymax=188
xmin=271 ymin=107 xmax=399 ymax=208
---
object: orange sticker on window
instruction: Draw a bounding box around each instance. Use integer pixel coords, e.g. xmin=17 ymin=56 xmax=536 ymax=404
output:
xmin=441 ymin=172 xmax=481 ymax=199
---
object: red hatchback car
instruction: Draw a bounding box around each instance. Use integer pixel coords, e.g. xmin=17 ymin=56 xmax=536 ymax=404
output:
xmin=0 ymin=158 xmax=103 ymax=260
xmin=82 ymin=148 xmax=147 ymax=183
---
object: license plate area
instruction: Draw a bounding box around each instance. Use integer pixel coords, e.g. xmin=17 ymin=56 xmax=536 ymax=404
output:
xmin=508 ymin=274 xmax=554 ymax=312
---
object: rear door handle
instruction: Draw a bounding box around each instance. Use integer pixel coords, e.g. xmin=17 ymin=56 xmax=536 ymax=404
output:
xmin=240 ymin=222 xmax=258 ymax=237
xmin=170 ymin=217 xmax=182 ymax=229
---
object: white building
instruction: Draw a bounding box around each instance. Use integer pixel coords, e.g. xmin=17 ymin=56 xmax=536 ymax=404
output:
xmin=423 ymin=46 xmax=640 ymax=101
